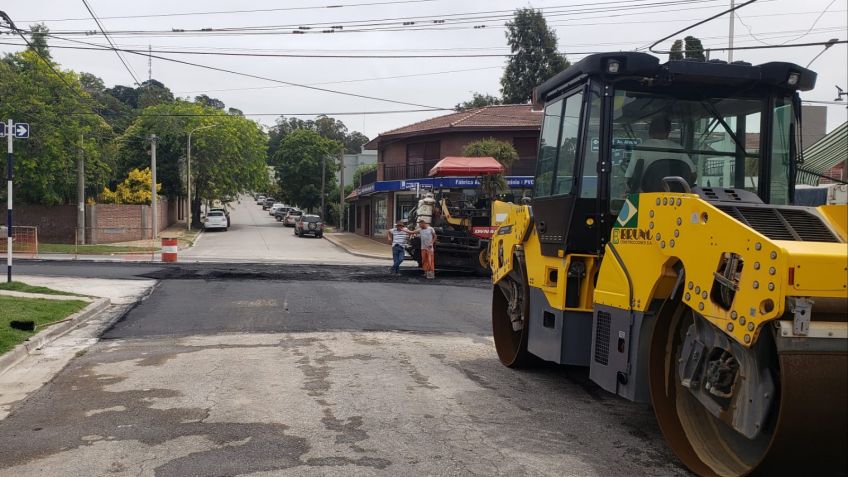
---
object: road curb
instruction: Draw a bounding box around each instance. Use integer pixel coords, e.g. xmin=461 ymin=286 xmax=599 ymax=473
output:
xmin=323 ymin=234 xmax=392 ymax=260
xmin=0 ymin=297 xmax=111 ymax=376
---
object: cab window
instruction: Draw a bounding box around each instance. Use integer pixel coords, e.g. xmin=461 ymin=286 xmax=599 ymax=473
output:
xmin=534 ymin=98 xmax=563 ymax=198
xmin=554 ymin=91 xmax=584 ymax=195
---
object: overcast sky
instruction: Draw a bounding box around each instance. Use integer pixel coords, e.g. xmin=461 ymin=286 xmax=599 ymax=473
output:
xmin=1 ymin=0 xmax=846 ymax=139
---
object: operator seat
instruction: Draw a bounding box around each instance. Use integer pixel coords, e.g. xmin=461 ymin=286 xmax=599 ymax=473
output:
xmin=630 ymin=159 xmax=694 ymax=193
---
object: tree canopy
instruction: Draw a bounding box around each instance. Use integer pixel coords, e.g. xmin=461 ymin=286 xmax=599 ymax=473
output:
xmin=116 ymin=101 xmax=268 ymax=225
xmin=267 ymin=115 xmax=369 ymax=162
xmin=273 ymin=129 xmax=343 ymax=212
xmin=669 ymin=36 xmax=706 ymax=61
xmin=463 ymin=138 xmax=518 ymax=198
xmin=455 ymin=92 xmax=502 ymax=111
xmin=500 ymin=8 xmax=570 ymax=104
xmin=0 ymin=49 xmax=114 ymax=205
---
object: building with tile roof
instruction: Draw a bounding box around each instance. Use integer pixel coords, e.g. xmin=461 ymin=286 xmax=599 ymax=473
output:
xmin=346 ymin=105 xmax=542 ymax=239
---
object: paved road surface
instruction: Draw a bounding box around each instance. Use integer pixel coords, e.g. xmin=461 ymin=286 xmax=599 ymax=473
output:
xmin=0 ymin=263 xmax=688 ymax=477
xmin=181 ymin=199 xmax=386 ymax=265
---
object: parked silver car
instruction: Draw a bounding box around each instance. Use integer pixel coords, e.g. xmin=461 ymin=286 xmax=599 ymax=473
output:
xmin=283 ymin=209 xmax=302 ymax=226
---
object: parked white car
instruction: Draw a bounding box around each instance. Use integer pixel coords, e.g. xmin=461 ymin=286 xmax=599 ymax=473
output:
xmin=204 ymin=210 xmax=228 ymax=231
xmin=269 ymin=203 xmax=286 ymax=216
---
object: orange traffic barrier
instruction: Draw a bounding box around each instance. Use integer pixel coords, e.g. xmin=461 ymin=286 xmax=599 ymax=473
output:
xmin=161 ymin=237 xmax=178 ymax=262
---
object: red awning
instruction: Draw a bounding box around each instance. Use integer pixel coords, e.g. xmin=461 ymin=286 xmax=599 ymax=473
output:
xmin=428 ymin=156 xmax=505 ymax=177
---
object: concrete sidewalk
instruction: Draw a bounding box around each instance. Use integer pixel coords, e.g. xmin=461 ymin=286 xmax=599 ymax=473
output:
xmin=323 ymin=232 xmax=392 ymax=260
xmin=0 ymin=275 xmax=157 ymax=419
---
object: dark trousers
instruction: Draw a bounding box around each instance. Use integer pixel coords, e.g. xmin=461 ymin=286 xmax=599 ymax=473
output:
xmin=391 ymin=245 xmax=405 ymax=272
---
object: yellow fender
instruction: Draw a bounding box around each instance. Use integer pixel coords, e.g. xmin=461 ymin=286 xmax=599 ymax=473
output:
xmin=489 ymin=200 xmax=533 ymax=284
xmin=595 ymin=193 xmax=848 ymax=347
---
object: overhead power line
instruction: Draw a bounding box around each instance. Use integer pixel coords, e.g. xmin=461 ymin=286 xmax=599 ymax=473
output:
xmin=80 ymin=0 xmax=141 ymax=86
xmin=20 ymin=0 xmax=444 ymax=23
xmin=40 ymin=0 xmax=725 ymax=37
xmin=39 ymin=32 xmax=451 ymax=111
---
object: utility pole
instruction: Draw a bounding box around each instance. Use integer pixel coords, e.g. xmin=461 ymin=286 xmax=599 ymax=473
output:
xmin=728 ymin=0 xmax=735 ymax=62
xmin=320 ymin=155 xmax=326 ymax=218
xmin=338 ymin=151 xmax=345 ymax=231
xmin=77 ymin=133 xmax=85 ymax=245
xmin=6 ymin=119 xmax=12 ymax=283
xmin=150 ymin=134 xmax=158 ymax=240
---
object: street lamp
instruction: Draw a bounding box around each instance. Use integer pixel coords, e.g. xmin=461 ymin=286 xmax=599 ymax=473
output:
xmin=806 ymin=38 xmax=839 ymax=68
xmin=187 ymin=124 xmax=218 ymax=230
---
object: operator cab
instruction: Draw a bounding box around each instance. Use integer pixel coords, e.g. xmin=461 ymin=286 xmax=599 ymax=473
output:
xmin=531 ymin=52 xmax=814 ymax=258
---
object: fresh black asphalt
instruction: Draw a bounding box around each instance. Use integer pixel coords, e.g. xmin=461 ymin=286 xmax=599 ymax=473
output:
xmin=103 ymin=279 xmax=491 ymax=338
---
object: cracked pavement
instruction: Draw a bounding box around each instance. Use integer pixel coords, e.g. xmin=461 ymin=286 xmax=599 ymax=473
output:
xmin=0 ymin=265 xmax=689 ymax=476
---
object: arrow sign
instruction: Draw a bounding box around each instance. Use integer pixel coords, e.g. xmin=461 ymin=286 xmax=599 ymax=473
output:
xmin=13 ymin=123 xmax=29 ymax=139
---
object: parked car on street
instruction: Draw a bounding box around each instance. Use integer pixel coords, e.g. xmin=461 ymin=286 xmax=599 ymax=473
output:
xmin=262 ymin=198 xmax=275 ymax=210
xmin=269 ymin=203 xmax=286 ymax=216
xmin=209 ymin=207 xmax=230 ymax=227
xmin=204 ymin=210 xmax=228 ymax=231
xmin=283 ymin=209 xmax=303 ymax=226
xmin=274 ymin=206 xmax=292 ymax=221
xmin=256 ymin=195 xmax=265 ymax=205
xmin=294 ymin=214 xmax=324 ymax=238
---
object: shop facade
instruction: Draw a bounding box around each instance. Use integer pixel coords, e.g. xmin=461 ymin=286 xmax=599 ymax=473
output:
xmin=348 ymin=104 xmax=542 ymax=242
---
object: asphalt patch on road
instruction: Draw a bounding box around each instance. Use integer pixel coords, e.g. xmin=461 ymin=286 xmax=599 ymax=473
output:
xmin=137 ymin=263 xmax=490 ymax=289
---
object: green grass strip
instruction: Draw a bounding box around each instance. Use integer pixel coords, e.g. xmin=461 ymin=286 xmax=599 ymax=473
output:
xmin=0 ymin=296 xmax=89 ymax=355
xmin=0 ymin=281 xmax=88 ymax=297
xmin=38 ymin=243 xmax=158 ymax=255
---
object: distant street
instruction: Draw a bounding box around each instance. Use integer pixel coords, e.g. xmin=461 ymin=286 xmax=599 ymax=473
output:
xmin=181 ymin=198 xmax=384 ymax=265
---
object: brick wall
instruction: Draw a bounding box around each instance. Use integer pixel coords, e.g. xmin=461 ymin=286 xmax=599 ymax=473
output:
xmin=2 ymin=198 xmax=177 ymax=244
xmin=0 ymin=204 xmax=77 ymax=243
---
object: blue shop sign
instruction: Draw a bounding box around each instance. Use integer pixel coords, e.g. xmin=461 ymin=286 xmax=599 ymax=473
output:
xmin=350 ymin=176 xmax=534 ymax=199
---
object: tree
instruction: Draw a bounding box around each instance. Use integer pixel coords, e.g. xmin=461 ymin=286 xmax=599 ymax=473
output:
xmin=267 ymin=115 xmax=369 ymax=161
xmin=28 ymin=24 xmax=52 ymax=60
xmin=228 ymin=107 xmax=244 ymax=116
xmin=116 ymin=101 xmax=268 ymax=226
xmin=80 ymin=72 xmax=135 ymax=132
xmin=463 ymin=138 xmax=518 ymax=198
xmin=455 ymin=92 xmax=502 ymax=111
xmin=0 ymin=49 xmax=114 ymax=205
xmin=500 ymin=9 xmax=569 ymax=104
xmin=684 ymin=36 xmax=706 ymax=61
xmin=99 ymin=168 xmax=161 ymax=204
xmin=344 ymin=131 xmax=369 ymax=154
xmin=273 ymin=129 xmax=343 ymax=213
xmin=353 ymin=163 xmax=378 ymax=187
xmin=195 ymin=94 xmax=225 ymax=110
xmin=670 ymin=40 xmax=684 ymax=61
xmin=136 ymin=79 xmax=174 ymax=108
xmin=669 ymin=36 xmax=705 ymax=61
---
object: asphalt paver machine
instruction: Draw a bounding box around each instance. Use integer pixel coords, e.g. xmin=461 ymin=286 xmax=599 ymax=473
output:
xmin=489 ymin=52 xmax=847 ymax=476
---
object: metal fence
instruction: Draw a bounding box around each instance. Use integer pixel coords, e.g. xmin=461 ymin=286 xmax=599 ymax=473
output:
xmin=0 ymin=226 xmax=38 ymax=258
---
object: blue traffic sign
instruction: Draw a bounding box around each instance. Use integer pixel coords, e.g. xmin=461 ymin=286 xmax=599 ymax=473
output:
xmin=13 ymin=123 xmax=29 ymax=139
xmin=0 ymin=122 xmax=5 ymax=138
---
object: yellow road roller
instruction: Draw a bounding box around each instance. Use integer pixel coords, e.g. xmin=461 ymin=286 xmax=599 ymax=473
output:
xmin=489 ymin=52 xmax=847 ymax=476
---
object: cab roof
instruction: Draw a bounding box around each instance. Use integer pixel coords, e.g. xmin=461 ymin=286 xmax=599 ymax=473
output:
xmin=534 ymin=51 xmax=816 ymax=103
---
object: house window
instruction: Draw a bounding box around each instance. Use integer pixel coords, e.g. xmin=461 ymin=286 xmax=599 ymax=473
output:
xmin=406 ymin=141 xmax=440 ymax=178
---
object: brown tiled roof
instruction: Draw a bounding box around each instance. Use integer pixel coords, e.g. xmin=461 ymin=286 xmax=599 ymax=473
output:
xmin=366 ymin=104 xmax=541 ymax=148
